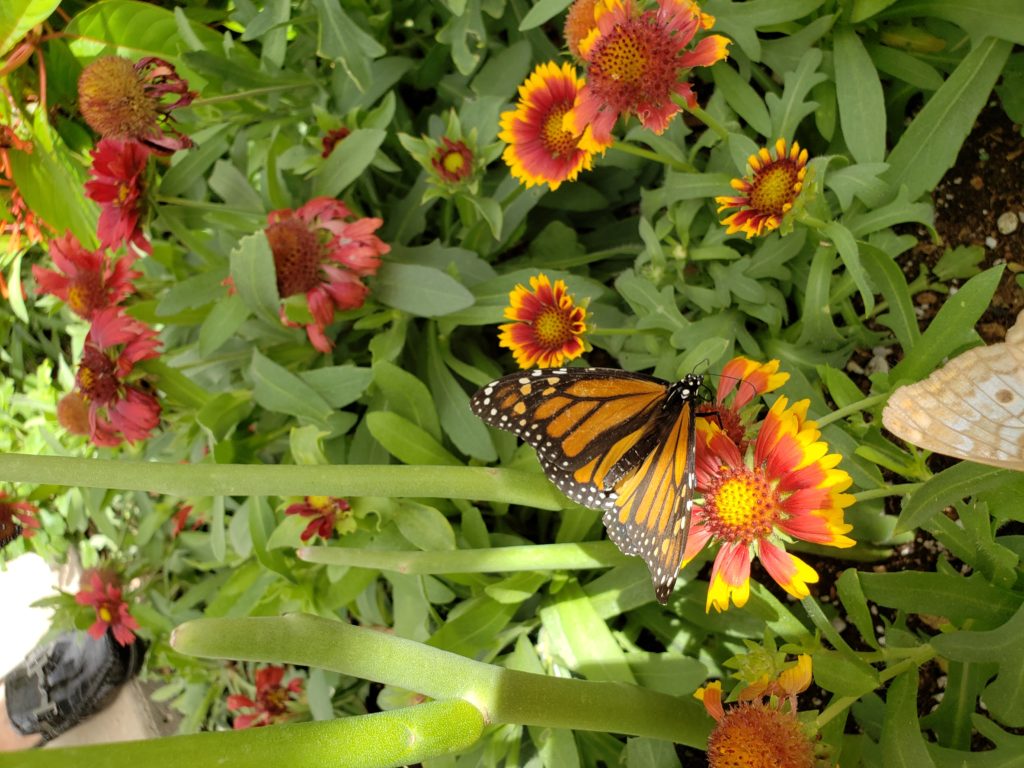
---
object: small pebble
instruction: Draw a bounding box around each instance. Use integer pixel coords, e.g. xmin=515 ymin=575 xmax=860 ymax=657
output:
xmin=997 ymin=212 xmax=1019 ymax=235
xmin=970 ymin=176 xmax=984 ymax=190
xmin=985 ymin=236 xmax=998 ymax=249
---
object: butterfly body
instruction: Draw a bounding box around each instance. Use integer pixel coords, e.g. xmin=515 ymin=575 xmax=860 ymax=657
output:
xmin=882 ymin=310 xmax=1024 ymax=471
xmin=471 ymin=367 xmax=707 ymax=603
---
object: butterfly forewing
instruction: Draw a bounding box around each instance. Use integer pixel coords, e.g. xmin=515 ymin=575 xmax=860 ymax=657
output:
xmin=471 ymin=368 xmax=705 ymax=604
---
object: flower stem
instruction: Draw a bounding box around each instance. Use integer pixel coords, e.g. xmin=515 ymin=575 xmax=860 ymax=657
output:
xmin=814 ymin=394 xmax=889 ymax=427
xmin=610 ymin=141 xmax=696 ymax=172
xmin=852 ymin=484 xmax=923 ymax=502
xmin=299 ymin=541 xmax=627 ymax=572
xmin=154 ymin=196 xmax=265 ymax=216
xmin=171 ymin=614 xmax=711 ymax=746
xmin=0 ymin=454 xmax=567 ymax=509
xmin=683 ymin=103 xmax=728 ymax=140
xmin=190 ymin=83 xmax=315 ymax=107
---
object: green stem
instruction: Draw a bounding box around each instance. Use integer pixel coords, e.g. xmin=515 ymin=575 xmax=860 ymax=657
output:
xmin=588 ymin=327 xmax=642 ymax=336
xmin=815 ymin=394 xmax=889 ymax=427
xmin=137 ymin=359 xmax=212 ymax=409
xmin=0 ymin=455 xmax=567 ymax=509
xmin=852 ymin=484 xmax=923 ymax=502
xmin=795 ymin=212 xmax=830 ymax=230
xmin=171 ymin=614 xmax=711 ymax=746
xmin=190 ymin=83 xmax=315 ymax=107
xmin=154 ymin=196 xmax=265 ymax=216
xmin=609 ymin=141 xmax=696 ymax=172
xmin=299 ymin=541 xmax=627 ymax=573
xmin=10 ymin=700 xmax=484 ymax=768
xmin=683 ymin=103 xmax=728 ymax=140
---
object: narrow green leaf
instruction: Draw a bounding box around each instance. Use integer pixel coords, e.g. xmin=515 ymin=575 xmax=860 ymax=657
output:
xmin=813 ymin=650 xmax=879 ymax=697
xmin=858 ymin=243 xmax=919 ymax=351
xmin=427 ymin=331 xmax=497 ymax=462
xmin=426 ymin=595 xmax=517 ymax=656
xmin=896 ymin=463 xmax=1017 ymax=533
xmin=766 ymin=47 xmax=827 ymax=140
xmin=311 ymin=128 xmax=387 ymax=198
xmin=198 ymin=294 xmax=250 ymax=357
xmin=299 ymin=366 xmax=373 ymax=410
xmin=309 ymin=0 xmax=384 ymax=91
xmin=712 ymin=65 xmax=772 ymax=137
xmin=879 ymin=0 xmax=1024 ymax=45
xmin=836 ymin=569 xmax=879 ymax=649
xmin=883 ymin=37 xmax=1012 ymax=200
xmin=250 ymin=350 xmax=334 ymax=424
xmin=822 ymin=221 xmax=874 ymax=315
xmin=518 ymin=0 xmax=573 ymax=30
xmin=393 ymin=500 xmax=457 ymax=551
xmin=229 ymin=232 xmax=280 ymax=326
xmin=859 ymin=571 xmax=1019 ymax=628
xmin=365 ymin=412 xmax=461 ymax=466
xmin=374 ymin=263 xmax=475 ymax=317
xmin=881 ymin=670 xmax=937 ymax=768
xmin=372 ymin=361 xmax=443 ymax=441
xmin=834 ymin=28 xmax=886 ymax=163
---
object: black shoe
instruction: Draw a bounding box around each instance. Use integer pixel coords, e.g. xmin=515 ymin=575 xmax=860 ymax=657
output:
xmin=4 ymin=631 xmax=145 ymax=743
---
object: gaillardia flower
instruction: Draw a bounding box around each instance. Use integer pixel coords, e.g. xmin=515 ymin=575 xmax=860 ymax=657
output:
xmin=564 ymin=0 xmax=730 ymax=148
xmin=0 ymin=490 xmax=41 ymax=546
xmin=499 ymin=61 xmax=599 ymax=190
xmin=498 ymin=273 xmax=587 ymax=368
xmin=75 ymin=569 xmax=140 ymax=646
xmin=695 ymin=656 xmax=827 ymax=768
xmin=564 ymin=0 xmax=601 ymax=60
xmin=57 ymin=391 xmax=91 ymax=436
xmin=701 ymin=356 xmax=789 ymax=452
xmin=32 ymin=233 xmax=139 ymax=320
xmin=75 ymin=308 xmax=162 ymax=446
xmin=716 ymin=139 xmax=809 ymax=238
xmin=321 ymin=126 xmax=350 ymax=158
xmin=227 ymin=666 xmax=304 ymax=729
xmin=78 ymin=55 xmax=195 ymax=153
xmin=284 ymin=495 xmax=353 ymax=542
xmin=687 ymin=396 xmax=855 ymax=612
xmin=431 ymin=137 xmax=474 ymax=184
xmin=264 ymin=197 xmax=389 ymax=353
xmin=84 ymin=138 xmax=152 ymax=254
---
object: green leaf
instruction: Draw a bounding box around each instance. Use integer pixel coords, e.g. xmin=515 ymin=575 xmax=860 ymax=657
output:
xmin=246 ymin=497 xmax=294 ymax=581
xmin=766 ymin=47 xmax=827 ymax=141
xmin=859 ymin=571 xmax=1019 ymax=628
xmin=0 ymin=0 xmax=59 ymax=58
xmin=393 ymin=500 xmax=457 ymax=551
xmin=859 ymin=243 xmax=919 ymax=351
xmin=881 ymin=670 xmax=937 ymax=768
xmin=196 ymin=391 xmax=253 ymax=442
xmin=372 ymin=361 xmax=443 ymax=441
xmin=851 ymin=0 xmax=899 ymax=21
xmin=299 ymin=366 xmax=373 ymax=410
xmin=518 ymin=0 xmax=573 ymax=30
xmin=311 ymin=128 xmax=387 ymax=198
xmin=712 ymin=65 xmax=772 ymax=137
xmin=426 ymin=595 xmax=517 ymax=656
xmin=932 ymin=245 xmax=984 ymax=281
xmin=198 ymin=294 xmax=250 ymax=357
xmin=890 ymin=265 xmax=1003 ymax=383
xmin=209 ymin=160 xmax=264 ymax=213
xmin=896 ymin=463 xmax=1019 ymax=533
xmin=822 ymin=221 xmax=874 ymax=315
xmin=883 ymin=37 xmax=1012 ymax=200
xmin=624 ymin=738 xmax=681 ymax=768
xmin=65 ymin=0 xmax=225 ymax=60
xmin=229 ymin=232 xmax=280 ymax=326
xmin=879 ymin=1 xmax=1024 ymax=45
xmin=426 ymin=332 xmax=497 ymax=462
xmin=813 ymin=650 xmax=879 ymax=696
xmin=364 ymin=412 xmax=461 ymax=466
xmin=485 ymin=572 xmax=550 ymax=604
xmin=836 ymin=569 xmax=880 ymax=649
xmin=250 ymin=350 xmax=334 ymax=425
xmin=374 ymin=263 xmax=475 ymax=317
xmin=833 ymin=28 xmax=886 ymax=163
xmin=309 ymin=0 xmax=384 ymax=91
xmin=867 ymin=43 xmax=944 ymax=91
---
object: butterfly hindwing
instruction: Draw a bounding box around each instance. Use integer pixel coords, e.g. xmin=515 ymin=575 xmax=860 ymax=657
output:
xmin=472 ymin=368 xmax=705 ymax=604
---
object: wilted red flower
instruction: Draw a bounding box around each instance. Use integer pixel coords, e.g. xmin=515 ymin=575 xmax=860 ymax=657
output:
xmin=32 ymin=233 xmax=139 ymax=319
xmin=171 ymin=503 xmax=206 ymax=537
xmin=564 ymin=0 xmax=601 ymax=60
xmin=85 ymin=138 xmax=152 ymax=254
xmin=284 ymin=496 xmax=351 ymax=542
xmin=227 ymin=666 xmax=303 ymax=729
xmin=0 ymin=490 xmax=41 ymax=546
xmin=0 ymin=127 xmax=47 ymax=257
xmin=57 ymin=391 xmax=91 ymax=436
xmin=265 ymin=197 xmax=389 ymax=353
xmin=321 ymin=126 xmax=350 ymax=158
xmin=75 ymin=308 xmax=161 ymax=446
xmin=430 ymin=137 xmax=474 ymax=184
xmin=74 ymin=569 xmax=140 ymax=646
xmin=498 ymin=273 xmax=587 ymax=368
xmin=565 ymin=0 xmax=730 ymax=148
xmin=78 ymin=55 xmax=195 ymax=153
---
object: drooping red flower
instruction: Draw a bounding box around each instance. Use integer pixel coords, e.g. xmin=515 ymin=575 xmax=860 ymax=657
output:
xmin=75 ymin=308 xmax=161 ymax=446
xmin=78 ymin=55 xmax=195 ymax=153
xmin=0 ymin=490 xmax=41 ymax=546
xmin=32 ymin=233 xmax=139 ymax=319
xmin=564 ymin=0 xmax=730 ymax=148
xmin=171 ymin=503 xmax=205 ymax=537
xmin=284 ymin=496 xmax=352 ymax=542
xmin=321 ymin=126 xmax=350 ymax=158
xmin=84 ymin=138 xmax=152 ymax=255
xmin=265 ymin=197 xmax=390 ymax=353
xmin=227 ymin=666 xmax=303 ymax=729
xmin=74 ymin=569 xmax=140 ymax=646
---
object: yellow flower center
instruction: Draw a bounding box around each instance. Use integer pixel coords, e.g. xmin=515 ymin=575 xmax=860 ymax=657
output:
xmin=307 ymin=495 xmax=331 ymax=511
xmin=542 ymin=105 xmax=580 ymax=159
xmin=533 ymin=305 xmax=576 ymax=349
xmin=703 ymin=467 xmax=780 ymax=542
xmin=749 ymin=162 xmax=801 ymax=215
xmin=442 ymin=151 xmax=466 ymax=175
xmin=597 ymin=28 xmax=647 ymax=86
xmin=707 ymin=703 xmax=817 ymax=768
xmin=98 ymin=605 xmax=113 ymax=622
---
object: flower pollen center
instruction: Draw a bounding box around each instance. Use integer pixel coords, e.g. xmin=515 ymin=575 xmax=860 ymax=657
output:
xmin=98 ymin=605 xmax=113 ymax=623
xmin=707 ymin=703 xmax=817 ymax=768
xmin=77 ymin=344 xmax=121 ymax=405
xmin=67 ymin=270 xmax=106 ymax=316
xmin=703 ymin=467 xmax=780 ymax=542
xmin=533 ymin=305 xmax=575 ymax=349
xmin=78 ymin=56 xmax=160 ymax=139
xmin=542 ymin=104 xmax=580 ymax=159
xmin=596 ymin=26 xmax=648 ymax=86
xmin=749 ymin=162 xmax=800 ymax=215
xmin=266 ymin=218 xmax=324 ymax=297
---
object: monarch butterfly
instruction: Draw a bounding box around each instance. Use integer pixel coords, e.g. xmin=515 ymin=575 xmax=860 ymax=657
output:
xmin=471 ymin=367 xmax=709 ymax=604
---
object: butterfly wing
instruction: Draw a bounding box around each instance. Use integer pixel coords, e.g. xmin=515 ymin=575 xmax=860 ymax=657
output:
xmin=882 ymin=313 xmax=1024 ymax=471
xmin=471 ymin=368 xmax=702 ymax=604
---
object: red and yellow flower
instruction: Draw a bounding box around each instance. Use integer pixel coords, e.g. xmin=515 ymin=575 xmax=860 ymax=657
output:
xmin=564 ymin=0 xmax=601 ymax=60
xmin=74 ymin=308 xmax=162 ymax=446
xmin=695 ymin=655 xmax=823 ymax=768
xmin=227 ymin=666 xmax=304 ymax=729
xmin=265 ymin=197 xmax=389 ymax=353
xmin=430 ymin=137 xmax=475 ymax=184
xmin=85 ymin=138 xmax=152 ymax=255
xmin=499 ymin=61 xmax=599 ymax=190
xmin=32 ymin=233 xmax=140 ymax=320
xmin=716 ymin=139 xmax=809 ymax=238
xmin=564 ymin=0 xmax=730 ymax=148
xmin=0 ymin=490 xmax=41 ymax=546
xmin=701 ymin=356 xmax=789 ymax=452
xmin=284 ymin=496 xmax=353 ymax=542
xmin=688 ymin=393 xmax=855 ymax=612
xmin=498 ymin=273 xmax=588 ymax=368
xmin=75 ymin=569 xmax=140 ymax=646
